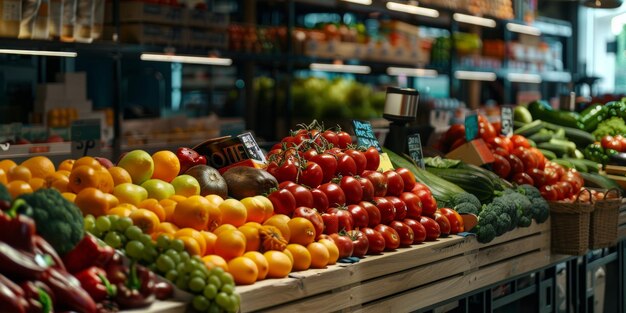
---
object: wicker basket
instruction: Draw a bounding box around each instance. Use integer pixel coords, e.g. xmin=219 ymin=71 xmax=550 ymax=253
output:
xmin=589 ymin=188 xmax=622 ymax=249
xmin=550 ymin=189 xmax=595 ymax=255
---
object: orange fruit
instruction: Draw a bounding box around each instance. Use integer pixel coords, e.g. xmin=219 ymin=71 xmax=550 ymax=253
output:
xmin=6 ymin=180 xmax=33 ymax=198
xmin=214 ymin=224 xmax=237 ymax=236
xmin=61 ymin=192 xmax=76 ymax=203
xmin=108 ymin=167 xmax=132 ymax=186
xmin=175 ymin=228 xmax=207 ymax=256
xmin=240 ymin=196 xmax=268 ymax=224
xmin=263 ymin=214 xmax=291 ymax=242
xmin=282 ymin=248 xmax=294 ymax=265
xmin=58 ymin=159 xmax=75 ymax=172
xmin=68 ymin=165 xmax=99 ymax=193
xmin=0 ymin=160 xmax=17 ymax=173
xmin=139 ymin=199 xmax=166 ymax=222
xmin=21 ymin=156 xmax=55 ymax=179
xmin=152 ymin=222 xmax=179 ymax=239
xmin=206 ymin=202 xmax=222 ymax=232
xmin=285 ymin=244 xmax=311 ymax=271
xmin=227 ymin=257 xmax=258 ymax=285
xmin=56 ymin=170 xmax=70 ymax=177
xmin=44 ymin=172 xmax=69 ymax=192
xmin=75 ymin=187 xmax=109 ymax=217
xmin=202 ymin=255 xmax=229 ymax=272
xmin=318 ymin=239 xmax=339 ymax=265
xmin=7 ymin=165 xmax=31 ymax=182
xmin=169 ymin=195 xmax=187 ymax=203
xmin=287 ymin=217 xmax=316 ymax=246
xmin=95 ymin=167 xmax=114 ymax=193
xmin=238 ymin=225 xmax=261 ymax=252
xmin=28 ymin=178 xmax=45 ymax=191
xmin=307 ymin=242 xmax=330 ymax=269
xmin=201 ymin=231 xmax=217 ymax=255
xmin=159 ymin=198 xmax=177 ymax=222
xmin=263 ymin=251 xmax=292 ymax=278
xmin=205 ymin=194 xmax=224 ymax=206
xmin=214 ymin=230 xmax=246 ymax=261
xmin=178 ymin=236 xmax=202 ymax=256
xmin=219 ymin=199 xmax=247 ymax=227
xmin=172 ymin=195 xmax=210 ymax=230
xmin=74 ymin=156 xmax=101 ymax=169
xmin=129 ymin=208 xmax=160 ymax=234
xmin=244 ymin=222 xmax=263 ymax=230
xmin=0 ymin=169 xmax=7 ymax=185
xmin=108 ymin=205 xmax=133 ymax=217
xmin=254 ymin=195 xmax=274 ymax=222
xmin=151 ymin=151 xmax=180 ymax=183
xmin=104 ymin=193 xmax=119 ymax=209
xmin=243 ymin=251 xmax=269 ymax=280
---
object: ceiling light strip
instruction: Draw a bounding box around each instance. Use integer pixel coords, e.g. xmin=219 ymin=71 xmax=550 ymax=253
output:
xmin=506 ymin=23 xmax=541 ymax=36
xmin=386 ymin=2 xmax=440 ymax=18
xmin=341 ymin=0 xmax=372 ymax=5
xmin=507 ymin=73 xmax=542 ymax=83
xmin=140 ymin=53 xmax=233 ymax=66
xmin=454 ymin=70 xmax=497 ymax=81
xmin=310 ymin=63 xmax=371 ymax=74
xmin=387 ymin=67 xmax=438 ymax=77
xmin=453 ymin=13 xmax=496 ymax=28
xmin=0 ymin=49 xmax=77 ymax=57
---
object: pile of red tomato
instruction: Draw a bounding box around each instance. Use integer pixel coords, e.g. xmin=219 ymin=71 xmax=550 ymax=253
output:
xmin=600 ymin=135 xmax=626 ymax=153
xmin=264 ymin=126 xmax=465 ymax=258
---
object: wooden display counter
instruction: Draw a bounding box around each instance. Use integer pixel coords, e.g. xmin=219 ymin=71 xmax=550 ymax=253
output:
xmin=237 ymin=221 xmax=552 ymax=313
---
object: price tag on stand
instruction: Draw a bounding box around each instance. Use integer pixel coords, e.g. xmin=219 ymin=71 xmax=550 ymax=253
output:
xmin=500 ymin=106 xmax=514 ymax=137
xmin=237 ymin=132 xmax=266 ymax=163
xmin=71 ymin=119 xmax=101 ymax=158
xmin=407 ymin=133 xmax=424 ymax=169
xmin=351 ymin=120 xmax=382 ymax=152
xmin=464 ymin=111 xmax=479 ymax=142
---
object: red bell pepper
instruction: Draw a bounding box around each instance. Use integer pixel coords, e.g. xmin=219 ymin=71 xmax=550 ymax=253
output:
xmin=113 ymin=262 xmax=155 ymax=309
xmin=0 ymin=241 xmax=47 ymax=281
xmin=0 ymin=199 xmax=37 ymax=252
xmin=39 ymin=267 xmax=96 ymax=313
xmin=33 ymin=236 xmax=65 ymax=271
xmin=74 ymin=266 xmax=117 ymax=303
xmin=176 ymin=147 xmax=207 ymax=174
xmin=20 ymin=280 xmax=53 ymax=313
xmin=62 ymin=234 xmax=115 ymax=274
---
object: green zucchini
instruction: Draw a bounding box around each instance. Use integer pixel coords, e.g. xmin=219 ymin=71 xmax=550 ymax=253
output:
xmin=564 ymin=158 xmax=600 ymax=173
xmin=538 ymin=149 xmax=557 ymax=160
xmin=552 ymin=159 xmax=575 ymax=169
xmin=537 ymin=142 xmax=568 ymax=157
xmin=514 ymin=120 xmax=544 ymax=137
xmin=542 ymin=122 xmax=595 ymax=147
xmin=528 ymin=132 xmax=553 ymax=144
xmin=557 ymin=158 xmax=587 ymax=172
xmin=457 ymin=163 xmax=513 ymax=190
xmin=580 ymin=172 xmax=622 ymax=190
xmin=425 ymin=167 xmax=496 ymax=204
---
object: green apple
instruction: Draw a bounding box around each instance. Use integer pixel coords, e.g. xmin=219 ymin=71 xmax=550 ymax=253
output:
xmin=141 ymin=179 xmax=175 ymax=200
xmin=117 ymin=150 xmax=154 ymax=185
xmin=113 ymin=183 xmax=148 ymax=206
xmin=171 ymin=174 xmax=201 ymax=197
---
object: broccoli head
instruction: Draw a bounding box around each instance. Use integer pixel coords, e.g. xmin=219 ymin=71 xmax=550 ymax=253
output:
xmin=478 ymin=209 xmax=498 ymax=226
xmin=476 ymin=224 xmax=496 ymax=243
xmin=531 ymin=198 xmax=550 ymax=224
xmin=518 ymin=216 xmax=532 ymax=227
xmin=517 ymin=184 xmax=541 ymax=201
xmin=491 ymin=197 xmax=519 ymax=228
xmin=17 ymin=188 xmax=84 ymax=255
xmin=496 ymin=213 xmax=512 ymax=236
xmin=451 ymin=192 xmax=481 ymax=209
xmin=454 ymin=202 xmax=479 ymax=215
xmin=0 ymin=183 xmax=10 ymax=202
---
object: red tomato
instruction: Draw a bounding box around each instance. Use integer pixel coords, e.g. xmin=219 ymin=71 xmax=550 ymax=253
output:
xmin=299 ymin=161 xmax=323 ymax=188
xmin=419 ymin=216 xmax=441 ymax=241
xmin=363 ymin=147 xmax=380 ymax=171
xmin=479 ymin=121 xmax=497 ymax=142
xmin=400 ymin=192 xmax=422 ymax=219
xmin=386 ymin=196 xmax=407 ymax=221
xmin=615 ymin=135 xmax=626 ymax=151
xmin=389 ymin=221 xmax=414 ymax=247
xmin=344 ymin=149 xmax=367 ymax=175
xmin=301 ymin=148 xmax=318 ymax=161
xmin=527 ymin=168 xmax=546 ymax=188
xmin=336 ymin=153 xmax=357 ymax=177
xmin=562 ymin=170 xmax=583 ymax=193
xmin=285 ymin=184 xmax=314 ymax=208
xmin=384 ymin=170 xmax=404 ymax=196
xmin=347 ymin=230 xmax=369 ymax=258
xmin=321 ymin=213 xmax=338 ymax=235
xmin=433 ymin=212 xmax=451 ymax=237
xmin=403 ymin=218 xmax=427 ymax=244
xmin=268 ymin=189 xmax=296 ymax=216
xmin=511 ymin=134 xmax=531 ymax=149
xmin=513 ymin=147 xmax=538 ymax=170
xmin=411 ymin=183 xmax=431 ymax=195
xmin=443 ymin=124 xmax=466 ymax=148
xmin=374 ymin=224 xmax=401 ymax=251
xmin=321 ymin=130 xmax=339 ymax=147
xmin=327 ymin=207 xmax=354 ymax=232
xmin=362 ymin=170 xmax=388 ymax=197
xmin=555 ymin=181 xmax=573 ymax=199
xmin=415 ymin=189 xmax=437 ymax=217
xmin=529 ymin=148 xmax=546 ymax=170
xmin=512 ymin=172 xmax=534 ymax=186
xmin=543 ymin=167 xmax=560 ymax=186
xmin=278 ymin=181 xmax=297 ymax=189
xmin=336 ymin=131 xmax=352 ymax=149
xmin=540 ymin=185 xmax=559 ymax=201
xmin=490 ymin=136 xmax=513 ymax=153
xmin=438 ymin=208 xmax=464 ymax=234
xmin=339 ymin=176 xmax=363 ymax=205
xmin=357 ymin=177 xmax=374 ymax=202
xmin=311 ymin=153 xmax=338 ymax=183
xmin=360 ymin=201 xmax=381 ymax=227
xmin=293 ymin=207 xmax=324 ymax=239
xmin=373 ymin=197 xmax=396 ymax=225
xmin=493 ymin=154 xmax=511 ymax=179
xmin=601 ymin=135 xmax=614 ymax=148
xmin=492 ymin=147 xmax=510 ymax=158
xmin=329 ymin=233 xmax=354 ymax=258
xmin=545 ymin=162 xmax=565 ymax=178
xmin=347 ymin=204 xmax=369 ymax=229
xmin=318 ymin=182 xmax=346 ymax=207
xmin=492 ymin=121 xmax=502 ymax=136
xmin=507 ymin=154 xmax=525 ymax=176
xmin=395 ymin=168 xmax=416 ymax=192
xmin=267 ymin=157 xmax=299 ymax=183
xmin=606 ymin=139 xmax=623 ymax=151
xmin=361 ymin=227 xmax=385 ymax=255
xmin=311 ymin=188 xmax=329 ymax=213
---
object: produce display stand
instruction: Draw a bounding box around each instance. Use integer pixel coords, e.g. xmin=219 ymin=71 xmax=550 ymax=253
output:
xmin=236 ymin=221 xmax=552 ymax=313
xmin=121 ymin=301 xmax=186 ymax=313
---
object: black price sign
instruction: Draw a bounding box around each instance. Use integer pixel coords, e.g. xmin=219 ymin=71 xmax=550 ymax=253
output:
xmin=237 ymin=132 xmax=266 ymax=163
xmin=351 ymin=120 xmax=382 ymax=152
xmin=71 ymin=119 xmax=101 ymax=158
xmin=501 ymin=106 xmax=513 ymax=137
xmin=407 ymin=134 xmax=424 ymax=169
xmin=464 ymin=111 xmax=479 ymax=142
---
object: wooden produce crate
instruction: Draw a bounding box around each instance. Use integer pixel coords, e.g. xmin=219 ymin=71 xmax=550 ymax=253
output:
xmin=237 ymin=221 xmax=551 ymax=313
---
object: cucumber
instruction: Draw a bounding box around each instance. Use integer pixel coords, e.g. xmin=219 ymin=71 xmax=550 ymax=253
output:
xmin=580 ymin=172 xmax=622 ymax=190
xmin=538 ymin=149 xmax=557 ymax=160
xmin=514 ymin=120 xmax=544 ymax=137
xmin=528 ymin=132 xmax=553 ymax=144
xmin=565 ymin=158 xmax=600 ymax=173
xmin=552 ymin=159 xmax=575 ymax=169
xmin=537 ymin=142 xmax=568 ymax=157
xmin=561 ymin=158 xmax=588 ymax=172
xmin=548 ymin=138 xmax=576 ymax=155
xmin=542 ymin=122 xmax=595 ymax=147
xmin=514 ymin=121 xmax=526 ymax=129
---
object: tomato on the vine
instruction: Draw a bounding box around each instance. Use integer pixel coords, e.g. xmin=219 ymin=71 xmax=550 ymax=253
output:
xmin=492 ymin=154 xmax=511 ymax=179
xmin=285 ymin=184 xmax=314 ymax=208
xmin=267 ymin=157 xmax=299 ymax=183
xmin=540 ymin=185 xmax=558 ymax=201
xmin=336 ymin=153 xmax=357 ymax=176
xmin=338 ymin=176 xmax=363 ymax=205
xmin=512 ymin=172 xmax=534 ymax=186
xmin=311 ymin=188 xmax=329 ymax=213
xmin=336 ymin=131 xmax=352 ymax=149
xmin=363 ymin=147 xmax=380 ymax=171
xmin=318 ymin=182 xmax=346 ymax=207
xmin=347 ymin=204 xmax=369 ymax=229
xmin=268 ymin=189 xmax=296 ymax=216
xmin=311 ymin=153 xmax=337 ymax=183
xmin=511 ymin=134 xmax=531 ymax=149
xmin=299 ymin=161 xmax=323 ymax=188
xmin=321 ymin=130 xmax=339 ymax=147
xmin=301 ymin=148 xmax=318 ymax=161
xmin=327 ymin=207 xmax=354 ymax=232
xmin=357 ymin=176 xmax=374 ymax=202
xmin=344 ymin=149 xmax=367 ymax=175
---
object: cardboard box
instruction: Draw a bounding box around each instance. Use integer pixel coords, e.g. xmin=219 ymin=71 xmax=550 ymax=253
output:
xmin=56 ymin=72 xmax=87 ymax=101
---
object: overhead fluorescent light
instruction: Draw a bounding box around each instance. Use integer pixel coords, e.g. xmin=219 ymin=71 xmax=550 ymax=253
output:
xmin=342 ymin=0 xmax=372 ymax=4
xmin=506 ymin=23 xmax=541 ymax=36
xmin=140 ymin=53 xmax=232 ymax=66
xmin=387 ymin=67 xmax=438 ymax=77
xmin=0 ymin=49 xmax=77 ymax=57
xmin=310 ymin=63 xmax=371 ymax=74
xmin=507 ymin=73 xmax=542 ymax=83
xmin=453 ymin=13 xmax=496 ymax=28
xmin=386 ymin=2 xmax=440 ymax=18
xmin=454 ymin=70 xmax=497 ymax=81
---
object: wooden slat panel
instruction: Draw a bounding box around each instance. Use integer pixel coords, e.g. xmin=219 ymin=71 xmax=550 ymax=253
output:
xmin=476 ymin=233 xmax=549 ymax=268
xmin=263 ymin=288 xmax=352 ymax=313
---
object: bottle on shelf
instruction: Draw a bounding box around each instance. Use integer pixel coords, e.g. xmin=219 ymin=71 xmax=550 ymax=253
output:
xmin=32 ymin=0 xmax=49 ymax=39
xmin=47 ymin=0 xmax=62 ymax=39
xmin=0 ymin=0 xmax=21 ymax=37
xmin=73 ymin=0 xmax=93 ymax=42
xmin=60 ymin=0 xmax=76 ymax=41
xmin=19 ymin=0 xmax=41 ymax=39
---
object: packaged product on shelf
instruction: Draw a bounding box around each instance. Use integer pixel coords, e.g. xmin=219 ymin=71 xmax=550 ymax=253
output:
xmin=47 ymin=0 xmax=61 ymax=38
xmin=60 ymin=0 xmax=75 ymax=41
xmin=18 ymin=0 xmax=40 ymax=39
xmin=0 ymin=0 xmax=21 ymax=37
xmin=31 ymin=0 xmax=48 ymax=39
xmin=90 ymin=0 xmax=103 ymax=39
xmin=73 ymin=0 xmax=92 ymax=42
